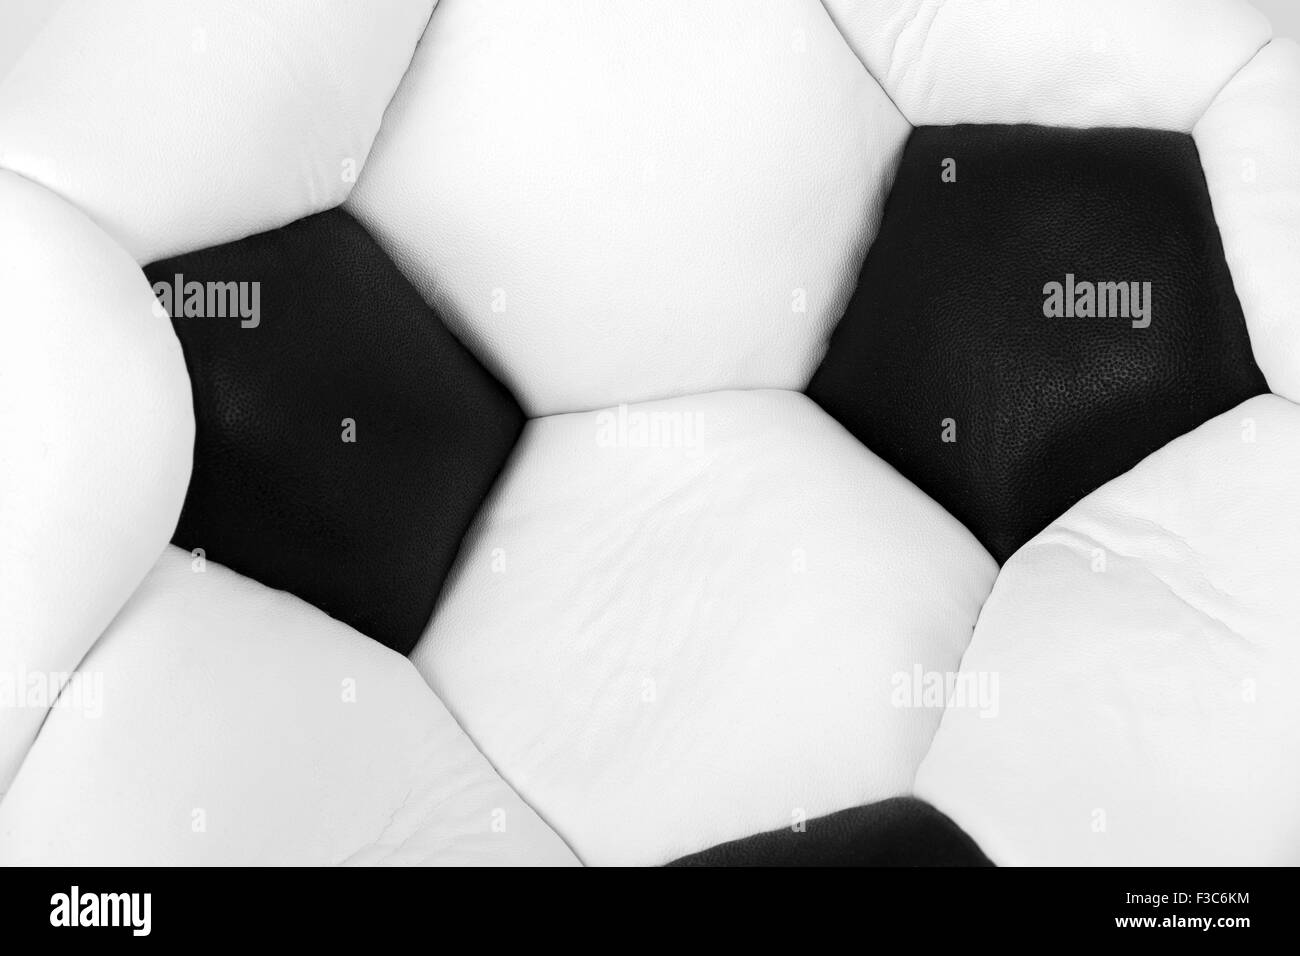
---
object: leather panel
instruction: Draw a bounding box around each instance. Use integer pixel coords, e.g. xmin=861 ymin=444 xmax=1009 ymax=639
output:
xmin=915 ymin=395 xmax=1300 ymax=866
xmin=0 ymin=548 xmax=580 ymax=866
xmin=820 ymin=0 xmax=1271 ymax=130
xmin=667 ymin=797 xmax=991 ymax=867
xmin=415 ymin=390 xmax=996 ymax=865
xmin=144 ymin=208 xmax=523 ymax=654
xmin=0 ymin=171 xmax=193 ymax=794
xmin=1196 ymin=40 xmax=1300 ymax=404
xmin=347 ymin=0 xmax=911 ymax=416
xmin=809 ymin=124 xmax=1268 ymax=563
xmin=0 ymin=0 xmax=435 ymax=263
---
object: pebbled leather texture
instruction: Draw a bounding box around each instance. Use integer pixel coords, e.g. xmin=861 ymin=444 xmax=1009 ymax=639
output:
xmin=3 ymin=1 xmax=1300 ymax=868
xmin=0 ymin=0 xmax=435 ymax=264
xmin=914 ymin=395 xmax=1300 ymax=866
xmin=0 ymin=170 xmax=194 ymax=795
xmin=808 ymin=124 xmax=1269 ymax=564
xmin=415 ymin=390 xmax=996 ymax=865
xmin=144 ymin=208 xmax=523 ymax=654
xmin=667 ymin=797 xmax=991 ymax=867
xmin=1195 ymin=39 xmax=1300 ymax=405
xmin=820 ymin=0 xmax=1272 ymax=131
xmin=346 ymin=0 xmax=911 ymax=416
xmin=0 ymin=548 xmax=580 ymax=866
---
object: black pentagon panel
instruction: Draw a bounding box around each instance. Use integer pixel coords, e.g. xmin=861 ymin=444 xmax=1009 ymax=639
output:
xmin=808 ymin=125 xmax=1268 ymax=564
xmin=144 ymin=209 xmax=524 ymax=654
xmin=666 ymin=797 xmax=992 ymax=867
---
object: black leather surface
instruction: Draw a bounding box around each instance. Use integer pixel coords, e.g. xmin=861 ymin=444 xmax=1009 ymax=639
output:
xmin=144 ymin=209 xmax=523 ymax=654
xmin=667 ymin=797 xmax=992 ymax=867
xmin=808 ymin=125 xmax=1268 ymax=563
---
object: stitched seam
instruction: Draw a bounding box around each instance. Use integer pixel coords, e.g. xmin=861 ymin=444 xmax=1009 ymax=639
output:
xmin=1195 ymin=36 xmax=1275 ymax=130
xmin=887 ymin=0 xmax=942 ymax=100
xmin=816 ymin=0 xmax=914 ymax=129
xmin=349 ymin=0 xmax=442 ymax=194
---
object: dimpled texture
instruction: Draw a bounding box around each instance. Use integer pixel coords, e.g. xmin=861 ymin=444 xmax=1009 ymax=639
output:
xmin=808 ymin=125 xmax=1269 ymax=564
xmin=144 ymin=209 xmax=523 ymax=654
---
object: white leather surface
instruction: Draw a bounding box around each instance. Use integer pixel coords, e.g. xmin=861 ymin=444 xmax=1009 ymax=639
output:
xmin=0 ymin=171 xmax=194 ymax=796
xmin=347 ymin=0 xmax=911 ymax=417
xmin=0 ymin=548 xmax=580 ymax=866
xmin=1196 ymin=40 xmax=1300 ymax=404
xmin=821 ymin=0 xmax=1271 ymax=130
xmin=415 ymin=390 xmax=996 ymax=865
xmin=0 ymin=0 xmax=61 ymax=85
xmin=0 ymin=0 xmax=435 ymax=264
xmin=914 ymin=395 xmax=1300 ymax=866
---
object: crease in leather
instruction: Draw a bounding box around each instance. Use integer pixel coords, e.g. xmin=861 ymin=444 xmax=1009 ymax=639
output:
xmin=815 ymin=0 xmax=913 ymax=126
xmin=1196 ymin=35 xmax=1276 ymax=128
xmin=353 ymin=0 xmax=442 ymax=197
xmin=887 ymin=0 xmax=942 ymax=93
xmin=1033 ymin=524 xmax=1252 ymax=648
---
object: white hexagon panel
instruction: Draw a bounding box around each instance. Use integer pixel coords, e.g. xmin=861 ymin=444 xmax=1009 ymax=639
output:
xmin=347 ymin=0 xmax=911 ymax=416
